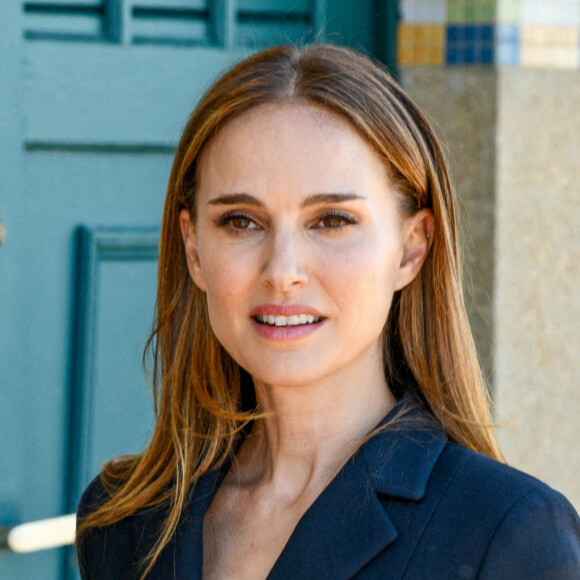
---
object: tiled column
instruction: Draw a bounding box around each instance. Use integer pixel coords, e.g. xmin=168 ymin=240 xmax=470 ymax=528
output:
xmin=398 ymin=0 xmax=446 ymax=65
xmin=494 ymin=0 xmax=580 ymax=508
xmin=520 ymin=0 xmax=579 ymax=67
xmin=397 ymin=0 xmax=580 ymax=508
xmin=398 ymin=0 xmax=498 ymax=384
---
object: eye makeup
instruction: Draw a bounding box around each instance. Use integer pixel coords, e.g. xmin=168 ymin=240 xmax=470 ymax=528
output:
xmin=312 ymin=210 xmax=358 ymax=230
xmin=214 ymin=211 xmax=261 ymax=235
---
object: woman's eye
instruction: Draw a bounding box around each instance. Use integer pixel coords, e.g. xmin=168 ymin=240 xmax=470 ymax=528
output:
xmin=314 ymin=212 xmax=357 ymax=230
xmin=216 ymin=212 xmax=260 ymax=234
xmin=231 ymin=216 xmax=251 ymax=229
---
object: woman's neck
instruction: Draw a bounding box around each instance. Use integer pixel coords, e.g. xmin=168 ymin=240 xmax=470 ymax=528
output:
xmin=231 ymin=351 xmax=396 ymax=502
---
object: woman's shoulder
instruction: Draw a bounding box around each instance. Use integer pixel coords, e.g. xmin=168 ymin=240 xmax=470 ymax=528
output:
xmin=77 ymin=474 xmax=110 ymax=520
xmin=439 ymin=440 xmax=574 ymax=509
xmin=371 ymin=418 xmax=578 ymax=523
xmin=428 ymin=441 xmax=580 ymax=578
xmin=76 ymin=474 xmax=158 ymax=580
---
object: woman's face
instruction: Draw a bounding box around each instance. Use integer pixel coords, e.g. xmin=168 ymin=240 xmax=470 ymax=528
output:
xmin=181 ymin=103 xmax=430 ymax=388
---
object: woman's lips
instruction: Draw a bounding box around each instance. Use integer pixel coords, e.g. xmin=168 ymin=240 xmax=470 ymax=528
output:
xmin=251 ymin=317 xmax=326 ymax=340
xmin=250 ymin=303 xmax=325 ymax=318
xmin=250 ymin=304 xmax=326 ymax=340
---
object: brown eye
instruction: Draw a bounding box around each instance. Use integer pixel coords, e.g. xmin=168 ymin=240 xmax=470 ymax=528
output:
xmin=315 ymin=212 xmax=357 ymax=230
xmin=322 ymin=215 xmax=342 ymax=228
xmin=215 ymin=212 xmax=261 ymax=235
xmin=231 ymin=216 xmax=251 ymax=229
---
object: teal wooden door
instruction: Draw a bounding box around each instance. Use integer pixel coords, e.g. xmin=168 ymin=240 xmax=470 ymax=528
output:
xmin=0 ymin=1 xmax=393 ymax=578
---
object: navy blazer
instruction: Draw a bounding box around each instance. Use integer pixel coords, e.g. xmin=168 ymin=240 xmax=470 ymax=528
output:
xmin=77 ymin=416 xmax=580 ymax=579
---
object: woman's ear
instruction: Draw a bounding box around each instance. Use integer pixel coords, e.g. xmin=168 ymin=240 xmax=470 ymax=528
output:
xmin=395 ymin=208 xmax=434 ymax=291
xmin=179 ymin=208 xmax=207 ymax=292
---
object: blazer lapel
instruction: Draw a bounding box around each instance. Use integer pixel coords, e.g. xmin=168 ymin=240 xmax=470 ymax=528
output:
xmin=267 ymin=449 xmax=398 ymax=580
xmin=268 ymin=411 xmax=447 ymax=580
xmin=165 ymin=445 xmax=400 ymax=580
xmin=361 ymin=426 xmax=448 ymax=501
xmin=151 ymin=402 xmax=447 ymax=580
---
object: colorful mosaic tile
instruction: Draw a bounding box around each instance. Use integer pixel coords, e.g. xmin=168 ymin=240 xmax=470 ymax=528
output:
xmin=495 ymin=23 xmax=520 ymax=64
xmin=521 ymin=0 xmax=579 ymax=27
xmin=521 ymin=25 xmax=578 ymax=46
xmin=521 ymin=44 xmax=579 ymax=67
xmin=401 ymin=0 xmax=446 ymax=24
xmin=446 ymin=24 xmax=495 ymax=63
xmin=496 ymin=0 xmax=521 ymax=23
xmin=447 ymin=0 xmax=495 ymax=23
xmin=397 ymin=0 xmax=580 ymax=68
xmin=520 ymin=25 xmax=579 ymax=67
xmin=399 ymin=23 xmax=445 ymax=64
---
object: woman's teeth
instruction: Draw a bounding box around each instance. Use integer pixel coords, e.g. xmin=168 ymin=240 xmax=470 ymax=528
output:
xmin=255 ymin=314 xmax=321 ymax=326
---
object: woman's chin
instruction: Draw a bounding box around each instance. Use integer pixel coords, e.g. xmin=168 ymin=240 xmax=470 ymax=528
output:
xmin=243 ymin=362 xmax=329 ymax=391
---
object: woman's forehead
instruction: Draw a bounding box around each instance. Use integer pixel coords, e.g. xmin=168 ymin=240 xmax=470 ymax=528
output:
xmin=196 ymin=102 xmax=390 ymax=197
xmin=206 ymin=102 xmax=356 ymax=155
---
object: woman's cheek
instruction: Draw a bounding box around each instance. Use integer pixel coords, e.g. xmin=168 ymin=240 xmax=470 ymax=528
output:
xmin=202 ymin=250 xmax=256 ymax=308
xmin=328 ymin=240 xmax=400 ymax=311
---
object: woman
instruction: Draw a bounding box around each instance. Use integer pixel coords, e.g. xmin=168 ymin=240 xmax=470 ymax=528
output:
xmin=76 ymin=44 xmax=580 ymax=579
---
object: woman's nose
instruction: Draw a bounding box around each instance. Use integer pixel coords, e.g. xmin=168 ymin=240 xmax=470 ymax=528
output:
xmin=260 ymin=228 xmax=308 ymax=292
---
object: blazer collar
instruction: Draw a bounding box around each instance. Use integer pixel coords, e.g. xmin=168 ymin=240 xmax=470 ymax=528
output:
xmin=268 ymin=405 xmax=447 ymax=579
xmin=165 ymin=400 xmax=447 ymax=580
xmin=361 ymin=420 xmax=447 ymax=500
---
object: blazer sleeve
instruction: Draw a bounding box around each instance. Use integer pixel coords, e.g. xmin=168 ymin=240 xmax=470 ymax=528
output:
xmin=478 ymin=485 xmax=580 ymax=579
xmin=76 ymin=476 xmax=137 ymax=580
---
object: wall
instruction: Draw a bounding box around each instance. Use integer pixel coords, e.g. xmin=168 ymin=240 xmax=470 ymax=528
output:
xmin=400 ymin=66 xmax=497 ymax=382
xmin=398 ymin=0 xmax=580 ymax=509
xmin=495 ymin=68 xmax=580 ymax=507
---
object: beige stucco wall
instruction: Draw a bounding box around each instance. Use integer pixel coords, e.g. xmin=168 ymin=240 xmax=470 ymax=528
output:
xmin=401 ymin=66 xmax=579 ymax=508
xmin=495 ymin=68 xmax=580 ymax=508
xmin=400 ymin=67 xmax=497 ymax=381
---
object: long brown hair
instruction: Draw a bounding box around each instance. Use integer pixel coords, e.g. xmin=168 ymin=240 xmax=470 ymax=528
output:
xmin=76 ymin=43 xmax=504 ymax=577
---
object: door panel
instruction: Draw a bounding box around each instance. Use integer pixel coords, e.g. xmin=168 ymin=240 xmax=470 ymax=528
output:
xmin=2 ymin=148 xmax=170 ymax=578
xmin=0 ymin=1 xmax=389 ymax=578
xmin=23 ymin=44 xmax=247 ymax=148
xmin=91 ymin=254 xmax=157 ymax=466
xmin=67 ymin=227 xmax=160 ymax=514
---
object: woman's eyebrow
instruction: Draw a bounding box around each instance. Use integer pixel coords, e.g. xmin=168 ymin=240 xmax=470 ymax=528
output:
xmin=207 ymin=192 xmax=365 ymax=207
xmin=207 ymin=193 xmax=265 ymax=207
xmin=300 ymin=193 xmax=366 ymax=208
